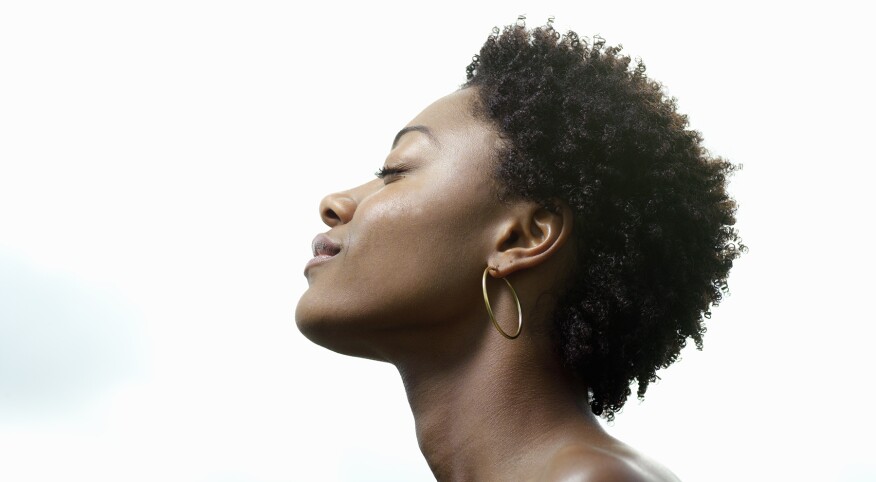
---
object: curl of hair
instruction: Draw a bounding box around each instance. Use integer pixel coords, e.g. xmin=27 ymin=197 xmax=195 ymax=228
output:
xmin=464 ymin=24 xmax=744 ymax=420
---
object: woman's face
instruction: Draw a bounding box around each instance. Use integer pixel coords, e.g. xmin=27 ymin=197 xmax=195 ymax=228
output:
xmin=295 ymin=88 xmax=510 ymax=360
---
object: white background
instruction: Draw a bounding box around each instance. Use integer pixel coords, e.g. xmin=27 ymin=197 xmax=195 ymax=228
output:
xmin=1 ymin=1 xmax=874 ymax=481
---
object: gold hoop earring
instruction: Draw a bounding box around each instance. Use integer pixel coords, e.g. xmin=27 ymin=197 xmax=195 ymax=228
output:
xmin=482 ymin=267 xmax=523 ymax=339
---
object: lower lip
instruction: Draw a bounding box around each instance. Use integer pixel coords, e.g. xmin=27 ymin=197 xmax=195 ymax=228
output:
xmin=304 ymin=254 xmax=336 ymax=275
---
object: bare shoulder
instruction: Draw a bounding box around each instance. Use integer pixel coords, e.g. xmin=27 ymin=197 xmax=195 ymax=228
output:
xmin=539 ymin=443 xmax=681 ymax=482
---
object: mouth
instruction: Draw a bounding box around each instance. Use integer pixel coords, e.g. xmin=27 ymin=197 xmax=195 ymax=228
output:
xmin=305 ymin=233 xmax=342 ymax=275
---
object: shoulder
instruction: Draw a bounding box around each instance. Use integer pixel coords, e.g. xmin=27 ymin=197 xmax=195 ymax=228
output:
xmin=540 ymin=444 xmax=681 ymax=482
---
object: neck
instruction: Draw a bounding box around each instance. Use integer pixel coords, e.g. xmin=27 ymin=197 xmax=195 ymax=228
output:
xmin=396 ymin=326 xmax=603 ymax=481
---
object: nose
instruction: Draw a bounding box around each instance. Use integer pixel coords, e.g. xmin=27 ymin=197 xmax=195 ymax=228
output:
xmin=319 ymin=190 xmax=358 ymax=227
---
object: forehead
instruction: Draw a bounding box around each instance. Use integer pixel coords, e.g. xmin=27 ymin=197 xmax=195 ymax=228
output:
xmin=409 ymin=88 xmax=479 ymax=126
xmin=405 ymin=88 xmax=501 ymax=161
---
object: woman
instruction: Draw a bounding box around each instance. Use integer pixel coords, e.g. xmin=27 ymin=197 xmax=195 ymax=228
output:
xmin=297 ymin=21 xmax=741 ymax=481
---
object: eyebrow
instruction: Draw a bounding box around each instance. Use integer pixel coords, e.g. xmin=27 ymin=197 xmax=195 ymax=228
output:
xmin=391 ymin=125 xmax=437 ymax=149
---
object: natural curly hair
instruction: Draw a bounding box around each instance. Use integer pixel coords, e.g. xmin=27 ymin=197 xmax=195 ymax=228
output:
xmin=464 ymin=21 xmax=744 ymax=420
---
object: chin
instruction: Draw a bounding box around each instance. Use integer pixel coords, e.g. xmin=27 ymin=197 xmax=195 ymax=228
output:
xmin=295 ymin=292 xmax=387 ymax=362
xmin=294 ymin=291 xmax=338 ymax=346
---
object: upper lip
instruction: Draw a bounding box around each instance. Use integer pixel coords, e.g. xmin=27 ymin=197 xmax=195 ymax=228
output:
xmin=312 ymin=233 xmax=342 ymax=257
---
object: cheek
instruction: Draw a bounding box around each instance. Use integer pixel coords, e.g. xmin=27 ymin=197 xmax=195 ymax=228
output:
xmin=354 ymin=193 xmax=462 ymax=279
xmin=349 ymin=189 xmax=487 ymax=313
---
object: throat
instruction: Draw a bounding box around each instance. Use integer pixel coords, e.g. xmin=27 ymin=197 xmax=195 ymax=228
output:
xmin=397 ymin=340 xmax=597 ymax=481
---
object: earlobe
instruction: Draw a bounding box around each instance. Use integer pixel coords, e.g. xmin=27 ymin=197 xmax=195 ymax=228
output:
xmin=488 ymin=199 xmax=574 ymax=278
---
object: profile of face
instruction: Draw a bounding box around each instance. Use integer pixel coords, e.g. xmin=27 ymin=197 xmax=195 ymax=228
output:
xmin=296 ymin=88 xmax=519 ymax=362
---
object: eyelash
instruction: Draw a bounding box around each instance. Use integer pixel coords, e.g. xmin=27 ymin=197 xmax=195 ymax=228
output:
xmin=375 ymin=165 xmax=408 ymax=180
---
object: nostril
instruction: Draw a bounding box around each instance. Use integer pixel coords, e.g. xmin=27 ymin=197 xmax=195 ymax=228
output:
xmin=323 ymin=208 xmax=341 ymax=223
xmin=319 ymin=191 xmax=357 ymax=226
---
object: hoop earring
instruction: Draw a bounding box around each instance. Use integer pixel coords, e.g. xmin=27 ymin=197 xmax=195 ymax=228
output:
xmin=482 ymin=266 xmax=523 ymax=339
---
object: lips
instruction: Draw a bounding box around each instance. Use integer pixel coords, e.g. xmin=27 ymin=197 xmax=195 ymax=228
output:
xmin=305 ymin=233 xmax=341 ymax=275
xmin=312 ymin=234 xmax=341 ymax=257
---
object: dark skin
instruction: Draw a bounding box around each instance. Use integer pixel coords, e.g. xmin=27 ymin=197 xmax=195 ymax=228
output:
xmin=296 ymin=88 xmax=680 ymax=482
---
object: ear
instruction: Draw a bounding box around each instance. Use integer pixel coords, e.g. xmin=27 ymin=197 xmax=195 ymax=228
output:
xmin=487 ymin=199 xmax=574 ymax=278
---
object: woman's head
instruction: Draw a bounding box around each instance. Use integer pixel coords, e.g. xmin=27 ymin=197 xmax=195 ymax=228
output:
xmin=297 ymin=22 xmax=742 ymax=420
xmin=295 ymin=88 xmax=572 ymax=362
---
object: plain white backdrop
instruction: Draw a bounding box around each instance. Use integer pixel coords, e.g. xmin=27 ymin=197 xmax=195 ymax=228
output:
xmin=1 ymin=1 xmax=874 ymax=480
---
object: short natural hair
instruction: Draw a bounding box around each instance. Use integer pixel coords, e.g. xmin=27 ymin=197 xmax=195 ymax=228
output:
xmin=464 ymin=22 xmax=744 ymax=419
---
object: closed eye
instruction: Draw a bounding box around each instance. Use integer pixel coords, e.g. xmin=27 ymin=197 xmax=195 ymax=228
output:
xmin=375 ymin=165 xmax=409 ymax=182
